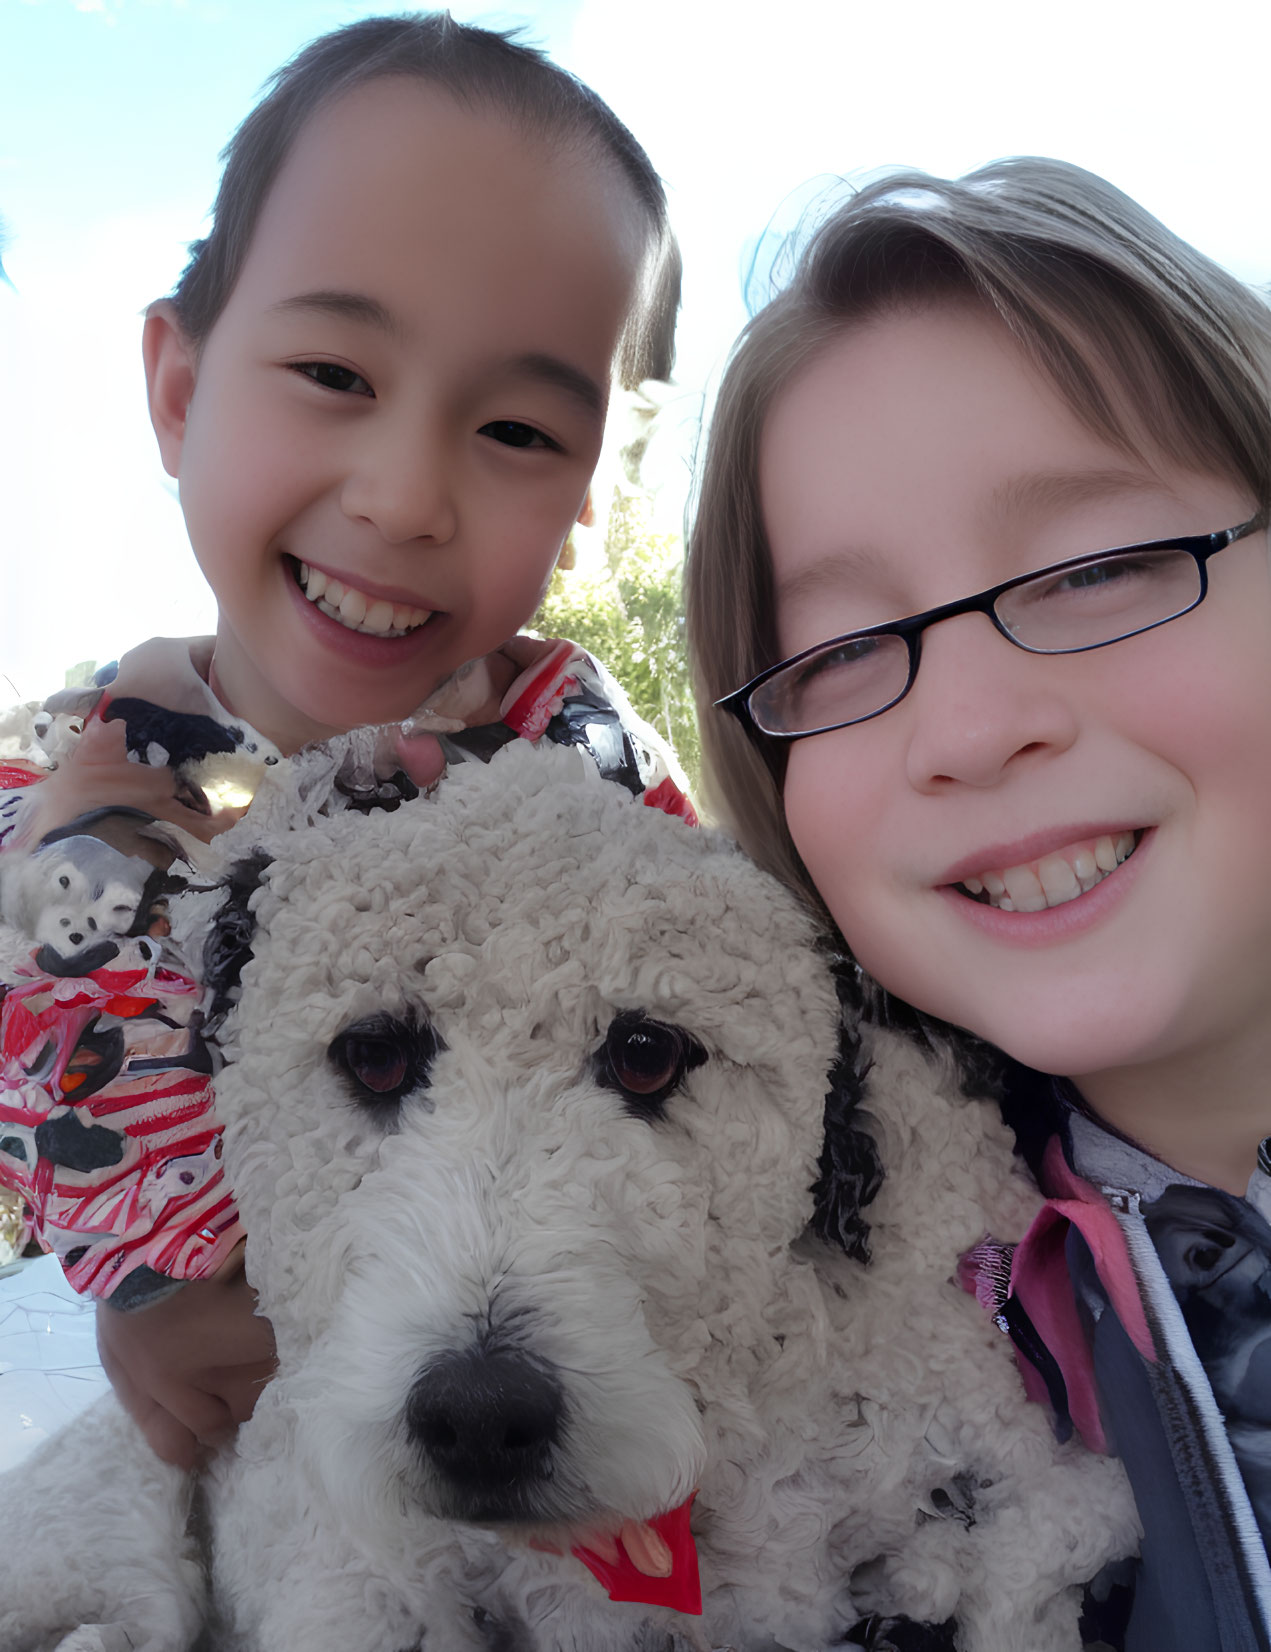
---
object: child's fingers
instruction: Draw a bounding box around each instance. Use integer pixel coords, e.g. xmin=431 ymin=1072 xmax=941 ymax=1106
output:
xmin=28 ymin=712 xmax=223 ymax=841
xmin=206 ymin=1357 xmax=280 ymax=1427
xmin=103 ymin=1355 xmax=202 ymax=1470
xmin=498 ymin=635 xmax=554 ymax=674
xmin=153 ymin=1377 xmax=236 ymax=1448
xmin=137 ymin=1401 xmax=205 ymax=1471
xmin=394 ymin=729 xmax=447 ymax=788
xmin=62 ymin=711 xmax=126 ymax=763
xmin=391 ymin=635 xmax=558 ymax=788
xmin=94 ymin=1302 xmax=136 ymax=1396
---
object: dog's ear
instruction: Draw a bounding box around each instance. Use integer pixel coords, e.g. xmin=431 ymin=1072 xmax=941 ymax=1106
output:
xmin=203 ymin=849 xmax=272 ymax=1034
xmin=810 ymin=1015 xmax=885 ymax=1264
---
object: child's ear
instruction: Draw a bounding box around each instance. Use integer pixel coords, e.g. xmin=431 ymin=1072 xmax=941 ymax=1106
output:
xmin=142 ymin=300 xmax=198 ymax=479
xmin=576 ymin=488 xmax=595 ymax=528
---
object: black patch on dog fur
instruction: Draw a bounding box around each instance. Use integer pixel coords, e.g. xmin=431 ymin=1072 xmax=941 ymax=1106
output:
xmin=847 ymin=1615 xmax=958 ymax=1652
xmin=1079 ymin=1558 xmax=1137 ymax=1648
xmin=462 ymin=1605 xmax=538 ymax=1652
xmin=810 ymin=1010 xmax=885 ymax=1264
xmin=203 ymin=850 xmax=272 ymax=1033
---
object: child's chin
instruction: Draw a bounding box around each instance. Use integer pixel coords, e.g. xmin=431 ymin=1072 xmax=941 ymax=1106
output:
xmin=985 ymin=1016 xmax=1158 ymax=1086
xmin=292 ymin=683 xmax=430 ymax=739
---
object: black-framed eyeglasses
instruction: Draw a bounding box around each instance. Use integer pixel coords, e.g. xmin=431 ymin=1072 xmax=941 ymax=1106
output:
xmin=719 ymin=516 xmax=1265 ymax=742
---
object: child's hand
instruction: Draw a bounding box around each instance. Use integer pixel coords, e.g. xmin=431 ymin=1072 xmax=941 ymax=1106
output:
xmin=22 ymin=715 xmax=235 ymax=847
xmin=394 ymin=637 xmax=547 ymax=787
xmin=95 ymin=1246 xmax=277 ymax=1470
xmin=394 ymin=727 xmax=448 ymax=789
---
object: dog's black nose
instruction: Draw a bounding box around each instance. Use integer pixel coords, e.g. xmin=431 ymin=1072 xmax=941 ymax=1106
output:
xmin=406 ymin=1349 xmax=564 ymax=1510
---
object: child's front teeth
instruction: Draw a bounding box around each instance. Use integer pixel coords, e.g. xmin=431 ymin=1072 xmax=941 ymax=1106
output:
xmin=961 ymin=832 xmax=1137 ymax=912
xmin=297 ymin=562 xmax=432 ymax=637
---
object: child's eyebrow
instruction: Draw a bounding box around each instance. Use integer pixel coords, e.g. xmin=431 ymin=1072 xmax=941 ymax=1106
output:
xmin=987 ymin=466 xmax=1172 ymax=521
xmin=269 ymin=291 xmax=605 ymax=419
xmin=774 ymin=544 xmax=891 ymax=611
xmin=271 ymin=289 xmax=403 ymax=338
xmin=773 ymin=469 xmax=1180 ymax=612
xmin=504 ymin=353 xmax=605 ymax=419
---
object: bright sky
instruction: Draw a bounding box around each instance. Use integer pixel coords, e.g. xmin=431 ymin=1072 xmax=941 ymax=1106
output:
xmin=3 ymin=0 xmax=1270 ymax=704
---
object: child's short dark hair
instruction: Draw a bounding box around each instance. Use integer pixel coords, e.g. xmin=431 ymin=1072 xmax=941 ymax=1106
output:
xmin=170 ymin=12 xmax=680 ymax=388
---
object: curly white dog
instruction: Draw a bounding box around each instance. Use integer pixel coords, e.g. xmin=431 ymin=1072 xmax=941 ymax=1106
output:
xmin=0 ymin=742 xmax=1138 ymax=1652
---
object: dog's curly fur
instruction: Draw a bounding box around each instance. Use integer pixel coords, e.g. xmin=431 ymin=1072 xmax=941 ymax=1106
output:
xmin=0 ymin=742 xmax=1138 ymax=1652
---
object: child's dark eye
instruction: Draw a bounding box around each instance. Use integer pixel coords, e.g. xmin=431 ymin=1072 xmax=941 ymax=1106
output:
xmin=479 ymin=420 xmax=560 ymax=451
xmin=291 ymin=361 xmax=374 ymax=397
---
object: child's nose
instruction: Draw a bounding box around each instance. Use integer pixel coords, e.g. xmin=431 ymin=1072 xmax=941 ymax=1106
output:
xmin=901 ymin=613 xmax=1079 ymax=791
xmin=340 ymin=417 xmax=458 ymax=546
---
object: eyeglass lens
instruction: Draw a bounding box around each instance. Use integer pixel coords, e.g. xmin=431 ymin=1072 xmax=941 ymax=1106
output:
xmin=751 ymin=545 xmax=1203 ymax=736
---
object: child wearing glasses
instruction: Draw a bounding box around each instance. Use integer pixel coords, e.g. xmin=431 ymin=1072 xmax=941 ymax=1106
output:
xmin=0 ymin=13 xmax=688 ymax=1476
xmin=687 ymin=159 xmax=1271 ymax=1649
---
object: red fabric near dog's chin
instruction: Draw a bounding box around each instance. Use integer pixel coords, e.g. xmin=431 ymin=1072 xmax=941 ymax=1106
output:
xmin=570 ymin=1496 xmax=702 ymax=1614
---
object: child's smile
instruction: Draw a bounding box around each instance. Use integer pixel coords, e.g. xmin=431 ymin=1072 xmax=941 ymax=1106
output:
xmin=268 ymin=550 xmax=447 ymax=682
xmin=948 ymin=827 xmax=1140 ymax=913
xmin=764 ymin=299 xmax=1271 ymax=1115
xmin=290 ymin=560 xmax=434 ymax=641
xmin=144 ymin=79 xmax=646 ymax=755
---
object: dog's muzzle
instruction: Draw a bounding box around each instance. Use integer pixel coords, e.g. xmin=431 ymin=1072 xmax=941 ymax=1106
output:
xmin=406 ymin=1347 xmax=565 ymax=1523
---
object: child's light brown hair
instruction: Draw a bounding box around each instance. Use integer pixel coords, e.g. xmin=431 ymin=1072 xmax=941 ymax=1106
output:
xmin=170 ymin=12 xmax=680 ymax=389
xmin=685 ymin=157 xmax=1271 ymax=915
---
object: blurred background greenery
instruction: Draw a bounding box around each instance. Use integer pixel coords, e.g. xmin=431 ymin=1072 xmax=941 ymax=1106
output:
xmin=534 ymin=490 xmax=700 ymax=795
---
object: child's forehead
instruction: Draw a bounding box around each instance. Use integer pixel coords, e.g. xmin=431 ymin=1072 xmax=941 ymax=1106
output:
xmin=255 ymin=77 xmax=647 ymax=286
xmin=767 ymin=307 xmax=1176 ymax=511
xmin=760 ymin=304 xmax=1253 ymax=634
xmin=217 ymin=75 xmax=647 ymax=381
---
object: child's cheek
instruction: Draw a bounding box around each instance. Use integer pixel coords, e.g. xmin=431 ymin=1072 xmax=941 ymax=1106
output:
xmin=1126 ymin=599 xmax=1271 ymax=835
xmin=783 ymin=736 xmax=891 ymax=940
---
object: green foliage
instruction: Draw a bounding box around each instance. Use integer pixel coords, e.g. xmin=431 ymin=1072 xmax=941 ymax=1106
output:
xmin=533 ymin=490 xmax=701 ymax=793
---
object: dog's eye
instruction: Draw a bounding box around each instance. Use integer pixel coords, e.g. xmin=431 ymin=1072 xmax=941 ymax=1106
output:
xmin=595 ymin=1011 xmax=706 ymax=1121
xmin=328 ymin=1013 xmax=442 ymax=1111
